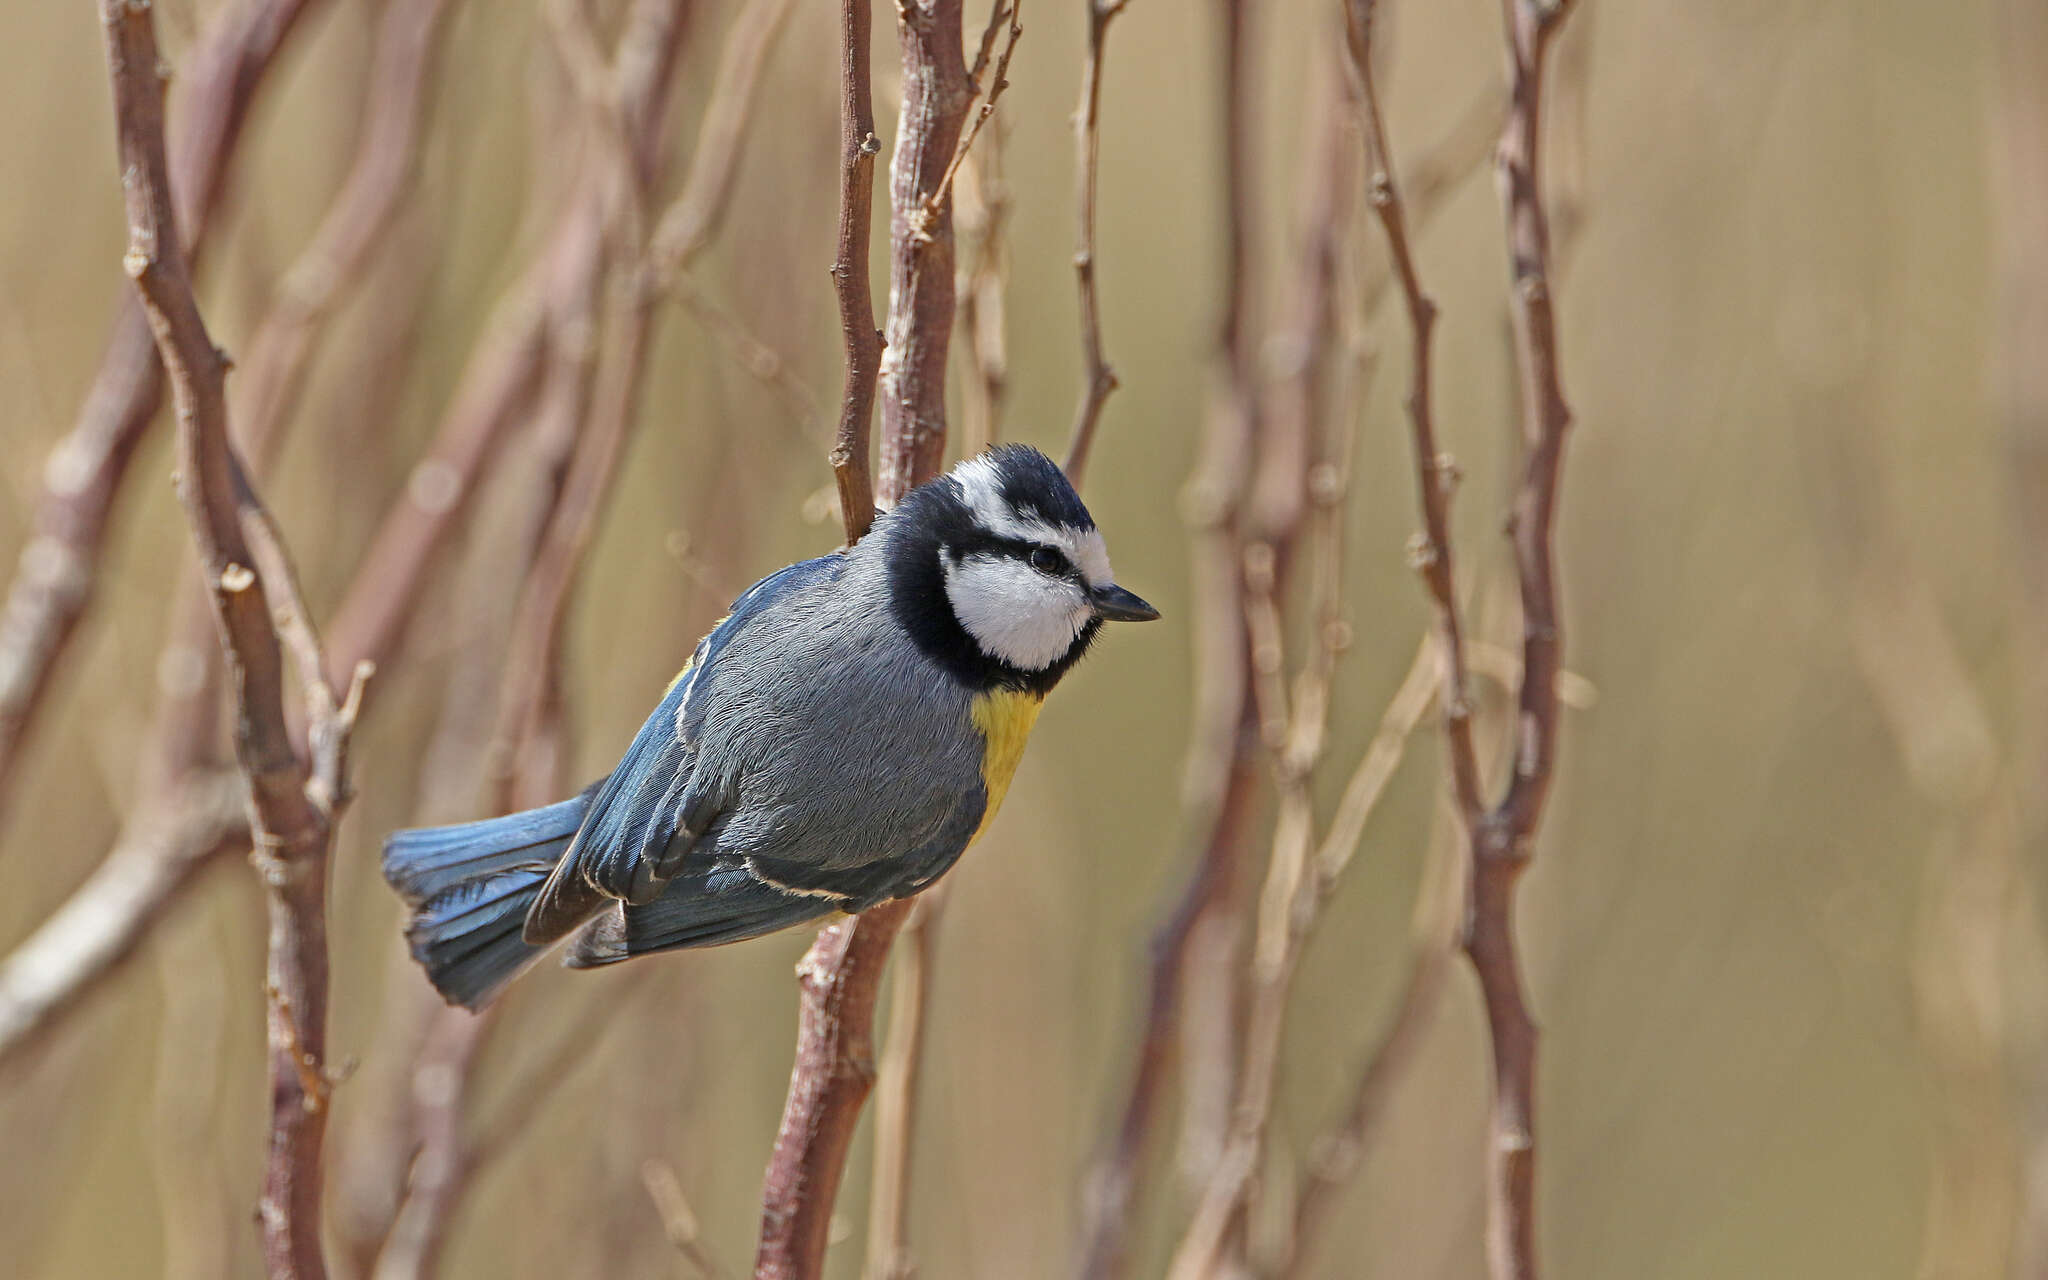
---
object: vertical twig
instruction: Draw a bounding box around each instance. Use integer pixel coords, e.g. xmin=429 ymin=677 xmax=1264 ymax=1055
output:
xmin=862 ymin=893 xmax=943 ymax=1280
xmin=873 ymin=0 xmax=970 ymax=494
xmin=1062 ymin=0 xmax=1133 ymax=488
xmin=1470 ymin=2 xmax=1579 ymax=1275
xmin=827 ymin=0 xmax=883 ymax=539
xmin=954 ymin=124 xmax=1011 ymax=456
xmin=99 ymin=6 xmax=374 ymax=1278
xmin=1343 ymin=0 xmax=1582 ymax=1276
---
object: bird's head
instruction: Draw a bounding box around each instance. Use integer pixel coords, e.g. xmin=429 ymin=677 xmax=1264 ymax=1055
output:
xmin=882 ymin=444 xmax=1159 ymax=693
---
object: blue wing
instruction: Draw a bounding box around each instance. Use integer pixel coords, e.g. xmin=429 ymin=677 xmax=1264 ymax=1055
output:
xmin=521 ymin=553 xmax=845 ymax=943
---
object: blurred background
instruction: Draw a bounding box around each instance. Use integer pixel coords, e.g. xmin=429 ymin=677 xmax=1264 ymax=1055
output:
xmin=1 ymin=0 xmax=2043 ymax=1277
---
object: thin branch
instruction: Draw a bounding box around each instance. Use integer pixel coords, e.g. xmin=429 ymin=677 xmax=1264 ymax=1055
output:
xmin=826 ymin=0 xmax=883 ymax=540
xmin=647 ymin=0 xmax=796 ymax=279
xmin=0 ymin=0 xmax=320 ymax=823
xmin=1077 ymin=67 xmax=1502 ymax=1280
xmin=1165 ymin=78 xmax=1380 ymax=1268
xmin=1464 ymin=2 xmax=1580 ymax=1276
xmin=915 ymin=0 xmax=1022 ymax=234
xmin=371 ymin=5 xmax=700 ymax=1268
xmin=646 ymin=1158 xmax=735 ymax=1280
xmin=873 ymin=0 xmax=972 ymax=495
xmin=368 ymin=1005 xmax=496 ymax=1280
xmin=100 ymin=6 xmax=371 ymax=1278
xmin=1061 ymin=0 xmax=1134 ymax=488
xmin=754 ymin=897 xmax=915 ymax=1280
xmin=1076 ymin=4 xmax=1260 ymax=1273
xmin=755 ymin=0 xmax=975 ymax=1272
xmin=0 ymin=773 xmax=247 ymax=1059
xmin=1344 ymin=0 xmax=1484 ymax=825
xmin=1343 ymin=0 xmax=1583 ymax=1276
xmin=1277 ymin=942 xmax=1454 ymax=1278
xmin=229 ymin=0 xmax=454 ymax=471
xmin=953 ymin=123 xmax=1011 ymax=455
xmin=863 ymin=893 xmax=944 ymax=1280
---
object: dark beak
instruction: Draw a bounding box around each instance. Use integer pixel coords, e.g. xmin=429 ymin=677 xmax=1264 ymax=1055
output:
xmin=1091 ymin=583 xmax=1160 ymax=622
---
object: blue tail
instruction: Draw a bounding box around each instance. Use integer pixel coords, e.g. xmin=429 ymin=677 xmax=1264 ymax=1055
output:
xmin=382 ymin=795 xmax=592 ymax=1009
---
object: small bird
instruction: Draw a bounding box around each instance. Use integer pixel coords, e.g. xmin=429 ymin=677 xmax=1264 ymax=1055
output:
xmin=383 ymin=444 xmax=1158 ymax=1008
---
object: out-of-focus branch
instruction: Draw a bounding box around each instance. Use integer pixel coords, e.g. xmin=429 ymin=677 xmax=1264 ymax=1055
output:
xmin=0 ymin=0 xmax=458 ymax=1070
xmin=1164 ymin=62 xmax=1375 ymax=1276
xmin=645 ymin=1158 xmax=734 ymax=1280
xmin=368 ymin=3 xmax=712 ymax=1272
xmin=1989 ymin=0 xmax=2048 ymax=1269
xmin=1076 ymin=5 xmax=1262 ymax=1275
xmin=954 ymin=129 xmax=1011 ymax=455
xmin=862 ymin=892 xmax=944 ymax=1280
xmin=1061 ymin=0 xmax=1133 ymax=488
xmin=100 ymin=7 xmax=373 ymax=1279
xmin=650 ymin=0 xmax=796 ymax=278
xmin=0 ymin=771 xmax=247 ymax=1056
xmin=826 ymin=0 xmax=883 ymax=540
xmin=0 ymin=0 xmax=321 ymax=822
xmin=231 ymin=0 xmax=455 ymax=470
xmin=1078 ymin=61 xmax=1499 ymax=1280
xmin=756 ymin=2 xmax=974 ymax=1275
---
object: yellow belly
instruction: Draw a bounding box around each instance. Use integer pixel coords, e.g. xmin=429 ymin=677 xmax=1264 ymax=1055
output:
xmin=970 ymin=688 xmax=1045 ymax=842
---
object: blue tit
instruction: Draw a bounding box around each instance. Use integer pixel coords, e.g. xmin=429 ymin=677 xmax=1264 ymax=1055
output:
xmin=382 ymin=444 xmax=1159 ymax=1008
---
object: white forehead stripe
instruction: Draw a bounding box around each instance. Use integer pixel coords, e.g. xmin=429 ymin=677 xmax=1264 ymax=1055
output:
xmin=950 ymin=455 xmax=1115 ymax=587
xmin=940 ymin=550 xmax=1093 ymax=671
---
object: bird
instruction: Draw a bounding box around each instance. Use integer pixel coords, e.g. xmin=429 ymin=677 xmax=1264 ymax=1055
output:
xmin=382 ymin=444 xmax=1159 ymax=1009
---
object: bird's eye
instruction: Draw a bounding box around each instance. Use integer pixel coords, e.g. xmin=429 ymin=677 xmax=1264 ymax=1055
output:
xmin=1028 ymin=546 xmax=1064 ymax=576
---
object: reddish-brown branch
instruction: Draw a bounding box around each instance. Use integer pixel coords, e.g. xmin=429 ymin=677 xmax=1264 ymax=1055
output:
xmin=918 ymin=0 xmax=1022 ymax=228
xmin=874 ymin=0 xmax=971 ymax=495
xmin=0 ymin=0 xmax=320 ymax=822
xmin=756 ymin=2 xmax=974 ymax=1274
xmin=99 ymin=5 xmax=371 ymax=1277
xmin=1467 ymin=3 xmax=1578 ymax=1277
xmin=1343 ymin=0 xmax=1581 ymax=1276
xmin=1343 ymin=0 xmax=1484 ymax=824
xmin=1061 ymin=0 xmax=1132 ymax=489
xmin=755 ymin=898 xmax=914 ymax=1279
xmin=826 ymin=0 xmax=883 ymax=540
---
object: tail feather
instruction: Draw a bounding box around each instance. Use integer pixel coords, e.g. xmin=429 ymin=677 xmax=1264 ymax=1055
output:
xmin=565 ymin=864 xmax=835 ymax=968
xmin=383 ymin=795 xmax=591 ymax=1009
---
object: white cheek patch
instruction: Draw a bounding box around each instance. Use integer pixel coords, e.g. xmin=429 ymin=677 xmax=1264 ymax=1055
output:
xmin=941 ymin=551 xmax=1093 ymax=671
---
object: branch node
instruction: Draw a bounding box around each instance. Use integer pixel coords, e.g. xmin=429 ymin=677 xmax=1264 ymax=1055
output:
xmin=1403 ymin=532 xmax=1439 ymax=572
